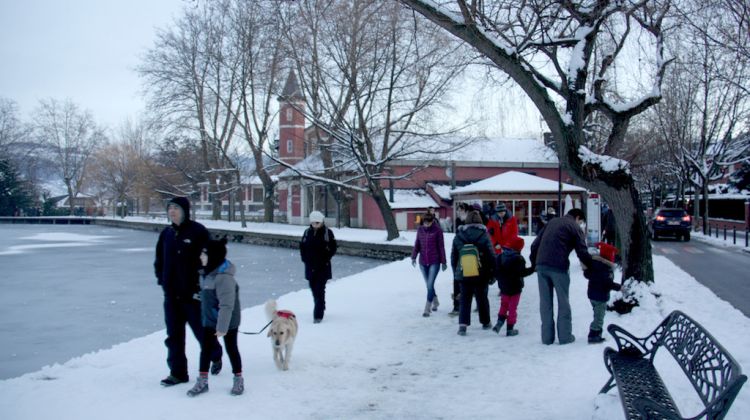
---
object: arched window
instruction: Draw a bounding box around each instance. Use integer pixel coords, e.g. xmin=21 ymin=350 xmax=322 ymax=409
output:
xmin=286 ymin=108 xmax=293 ymax=122
xmin=286 ymin=139 xmax=294 ymax=153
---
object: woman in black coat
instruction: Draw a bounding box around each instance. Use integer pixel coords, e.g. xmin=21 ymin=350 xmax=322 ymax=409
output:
xmin=300 ymin=211 xmax=338 ymax=323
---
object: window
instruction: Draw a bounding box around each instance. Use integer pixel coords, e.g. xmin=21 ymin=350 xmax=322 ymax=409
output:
xmin=252 ymin=187 xmax=263 ymax=203
xmin=286 ymin=139 xmax=294 ymax=153
xmin=286 ymin=108 xmax=293 ymax=122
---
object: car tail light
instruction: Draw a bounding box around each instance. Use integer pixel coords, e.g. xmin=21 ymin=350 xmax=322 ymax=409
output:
xmin=681 ymin=215 xmax=691 ymax=222
xmin=655 ymin=215 xmax=666 ymax=222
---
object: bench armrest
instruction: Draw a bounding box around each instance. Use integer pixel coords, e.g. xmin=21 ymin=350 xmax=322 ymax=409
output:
xmin=607 ymin=324 xmax=660 ymax=358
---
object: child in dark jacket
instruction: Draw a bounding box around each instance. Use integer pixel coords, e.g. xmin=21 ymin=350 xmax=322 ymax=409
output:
xmin=492 ymin=236 xmax=534 ymax=336
xmin=583 ymin=242 xmax=621 ymax=344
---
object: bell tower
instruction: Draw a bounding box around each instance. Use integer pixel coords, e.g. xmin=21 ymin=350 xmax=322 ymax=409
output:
xmin=278 ymin=70 xmax=306 ymax=165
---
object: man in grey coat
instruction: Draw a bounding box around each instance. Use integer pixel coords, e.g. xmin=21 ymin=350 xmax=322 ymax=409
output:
xmin=529 ymin=208 xmax=593 ymax=345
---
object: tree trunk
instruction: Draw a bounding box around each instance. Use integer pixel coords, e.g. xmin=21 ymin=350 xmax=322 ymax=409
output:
xmin=66 ymin=183 xmax=75 ymax=216
xmin=236 ymin=171 xmax=247 ymax=228
xmin=370 ymin=183 xmax=399 ymax=240
xmin=702 ymin=182 xmax=709 ymax=234
xmin=340 ymin=193 xmax=352 ymax=227
xmin=585 ymin=179 xmax=654 ymax=284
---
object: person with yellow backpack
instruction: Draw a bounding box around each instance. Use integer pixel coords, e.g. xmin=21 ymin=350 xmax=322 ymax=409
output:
xmin=450 ymin=210 xmax=496 ymax=336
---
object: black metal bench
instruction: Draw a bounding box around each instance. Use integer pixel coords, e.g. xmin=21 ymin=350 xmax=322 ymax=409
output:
xmin=599 ymin=310 xmax=746 ymax=419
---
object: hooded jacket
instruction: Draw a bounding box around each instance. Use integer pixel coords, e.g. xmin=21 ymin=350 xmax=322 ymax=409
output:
xmin=450 ymin=223 xmax=495 ymax=282
xmin=154 ymin=197 xmax=210 ymax=299
xmin=199 ymin=260 xmax=241 ymax=333
xmin=583 ymin=256 xmax=621 ymax=302
xmin=496 ymin=247 xmax=535 ymax=296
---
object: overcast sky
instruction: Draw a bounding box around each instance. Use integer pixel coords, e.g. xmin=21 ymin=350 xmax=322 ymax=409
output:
xmin=0 ymin=0 xmax=185 ymax=128
xmin=0 ymin=0 xmax=542 ymax=139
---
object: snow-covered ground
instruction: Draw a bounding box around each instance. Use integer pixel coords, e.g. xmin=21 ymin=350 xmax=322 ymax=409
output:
xmin=1 ymin=225 xmax=748 ymax=419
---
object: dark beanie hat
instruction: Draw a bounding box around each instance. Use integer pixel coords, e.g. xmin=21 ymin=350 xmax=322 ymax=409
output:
xmin=496 ymin=202 xmax=507 ymax=212
xmin=204 ymin=237 xmax=228 ymax=273
xmin=168 ymin=197 xmax=191 ymax=220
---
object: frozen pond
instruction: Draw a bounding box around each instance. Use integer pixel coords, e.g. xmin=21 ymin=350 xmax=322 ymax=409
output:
xmin=0 ymin=224 xmax=386 ymax=380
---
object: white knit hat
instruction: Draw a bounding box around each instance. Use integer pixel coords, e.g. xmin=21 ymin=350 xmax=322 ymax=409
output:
xmin=309 ymin=211 xmax=325 ymax=223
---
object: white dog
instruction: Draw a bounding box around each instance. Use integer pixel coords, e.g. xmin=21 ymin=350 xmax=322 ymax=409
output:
xmin=265 ymin=299 xmax=298 ymax=371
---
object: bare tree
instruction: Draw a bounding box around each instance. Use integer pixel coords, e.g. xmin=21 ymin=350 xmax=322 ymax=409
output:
xmin=227 ymin=0 xmax=285 ymax=224
xmin=660 ymin=0 xmax=750 ymax=230
xmin=139 ymin=0 xmax=242 ymax=220
xmin=34 ymin=98 xmax=104 ymax=215
xmin=89 ymin=119 xmax=157 ymax=217
xmin=279 ymin=0 xmax=469 ymax=240
xmin=0 ymin=98 xmax=28 ymax=156
xmin=150 ymin=136 xmax=207 ymax=202
xmin=401 ymin=0 xmax=681 ymax=282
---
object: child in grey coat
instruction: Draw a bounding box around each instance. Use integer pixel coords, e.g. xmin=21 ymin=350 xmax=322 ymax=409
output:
xmin=187 ymin=237 xmax=244 ymax=397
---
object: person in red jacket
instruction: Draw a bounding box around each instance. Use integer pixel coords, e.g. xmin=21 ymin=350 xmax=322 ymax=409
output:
xmin=485 ymin=203 xmax=503 ymax=255
xmin=496 ymin=202 xmax=519 ymax=248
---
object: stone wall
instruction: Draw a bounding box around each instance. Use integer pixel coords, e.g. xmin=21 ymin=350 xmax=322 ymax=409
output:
xmin=90 ymin=218 xmax=412 ymax=261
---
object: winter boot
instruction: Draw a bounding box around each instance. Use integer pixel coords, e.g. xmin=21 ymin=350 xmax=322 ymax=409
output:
xmin=457 ymin=325 xmax=467 ymax=336
xmin=506 ymin=323 xmax=519 ymax=336
xmin=492 ymin=315 xmax=507 ymax=334
xmin=230 ymin=375 xmax=244 ymax=396
xmin=186 ymin=374 xmax=209 ymax=397
xmin=210 ymin=359 xmax=222 ymax=376
xmin=423 ymin=301 xmax=432 ymax=317
xmin=588 ymin=329 xmax=605 ymax=344
xmin=449 ymin=293 xmax=459 ymax=316
xmin=432 ymin=295 xmax=439 ymax=312
xmin=160 ymin=375 xmax=189 ymax=387
xmin=482 ymin=323 xmax=492 ymax=330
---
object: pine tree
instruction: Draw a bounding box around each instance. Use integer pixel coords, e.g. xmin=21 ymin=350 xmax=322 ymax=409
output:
xmin=0 ymin=158 xmax=32 ymax=216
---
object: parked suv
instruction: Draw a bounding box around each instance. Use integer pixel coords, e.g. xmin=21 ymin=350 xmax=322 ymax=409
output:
xmin=651 ymin=208 xmax=691 ymax=241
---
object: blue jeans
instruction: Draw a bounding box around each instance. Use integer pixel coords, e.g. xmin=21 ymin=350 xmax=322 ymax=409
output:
xmin=419 ymin=263 xmax=440 ymax=302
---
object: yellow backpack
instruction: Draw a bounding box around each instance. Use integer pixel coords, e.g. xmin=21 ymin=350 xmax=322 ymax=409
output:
xmin=459 ymin=244 xmax=481 ymax=278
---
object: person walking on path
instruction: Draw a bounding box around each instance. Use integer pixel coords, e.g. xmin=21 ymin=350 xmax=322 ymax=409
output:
xmin=450 ymin=203 xmax=471 ymax=315
xmin=582 ymin=242 xmax=621 ymax=344
xmin=300 ymin=211 xmax=338 ymax=323
xmin=492 ymin=236 xmax=535 ymax=336
xmin=451 ymin=210 xmax=495 ymax=336
xmin=154 ymin=197 xmax=223 ymax=386
xmin=529 ymin=208 xmax=594 ymax=345
xmin=188 ymin=238 xmax=244 ymax=397
xmin=412 ymin=212 xmax=447 ymax=317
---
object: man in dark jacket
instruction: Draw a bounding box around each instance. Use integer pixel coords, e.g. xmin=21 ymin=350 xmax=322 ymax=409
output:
xmin=300 ymin=211 xmax=338 ymax=323
xmin=154 ymin=197 xmax=222 ymax=386
xmin=450 ymin=210 xmax=495 ymax=336
xmin=529 ymin=208 xmax=593 ymax=345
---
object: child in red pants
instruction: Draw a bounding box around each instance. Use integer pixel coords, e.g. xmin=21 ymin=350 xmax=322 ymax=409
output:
xmin=493 ymin=236 xmax=535 ymax=336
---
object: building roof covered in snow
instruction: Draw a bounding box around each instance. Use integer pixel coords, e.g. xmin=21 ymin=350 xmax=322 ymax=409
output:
xmin=450 ymin=170 xmax=586 ymax=196
xmin=387 ymin=189 xmax=439 ymax=210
